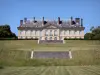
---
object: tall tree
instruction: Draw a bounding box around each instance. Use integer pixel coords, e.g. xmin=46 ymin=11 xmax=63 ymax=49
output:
xmin=0 ymin=25 xmax=17 ymax=38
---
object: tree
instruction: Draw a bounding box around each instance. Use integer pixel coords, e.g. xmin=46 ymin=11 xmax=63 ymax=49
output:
xmin=84 ymin=26 xmax=100 ymax=40
xmin=90 ymin=26 xmax=94 ymax=32
xmin=0 ymin=25 xmax=17 ymax=39
xmin=84 ymin=33 xmax=94 ymax=40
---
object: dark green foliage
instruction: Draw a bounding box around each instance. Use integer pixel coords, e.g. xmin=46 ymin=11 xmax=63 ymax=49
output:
xmin=0 ymin=66 xmax=4 ymax=69
xmin=84 ymin=33 xmax=94 ymax=40
xmin=90 ymin=26 xmax=94 ymax=31
xmin=84 ymin=26 xmax=100 ymax=40
xmin=64 ymin=38 xmax=83 ymax=40
xmin=0 ymin=25 xmax=17 ymax=39
xmin=18 ymin=38 xmax=38 ymax=40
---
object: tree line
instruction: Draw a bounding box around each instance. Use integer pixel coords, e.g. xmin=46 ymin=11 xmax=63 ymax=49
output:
xmin=84 ymin=26 xmax=100 ymax=40
xmin=0 ymin=25 xmax=17 ymax=39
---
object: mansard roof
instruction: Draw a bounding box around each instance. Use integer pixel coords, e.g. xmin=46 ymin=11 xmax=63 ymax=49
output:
xmin=17 ymin=18 xmax=85 ymax=30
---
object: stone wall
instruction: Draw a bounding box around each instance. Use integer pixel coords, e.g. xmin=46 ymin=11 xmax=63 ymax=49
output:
xmin=18 ymin=29 xmax=84 ymax=39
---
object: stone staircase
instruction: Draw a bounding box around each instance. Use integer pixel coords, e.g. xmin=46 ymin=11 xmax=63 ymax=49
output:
xmin=38 ymin=40 xmax=64 ymax=44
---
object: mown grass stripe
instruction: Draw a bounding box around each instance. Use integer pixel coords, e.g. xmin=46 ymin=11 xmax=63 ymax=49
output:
xmin=63 ymin=66 xmax=71 ymax=75
xmin=76 ymin=66 xmax=89 ymax=75
xmin=54 ymin=66 xmax=59 ymax=75
xmin=2 ymin=67 xmax=26 ymax=75
xmin=42 ymin=66 xmax=55 ymax=75
xmin=40 ymin=66 xmax=51 ymax=75
xmin=83 ymin=66 xmax=100 ymax=75
xmin=16 ymin=67 xmax=37 ymax=75
xmin=26 ymin=67 xmax=46 ymax=75
xmin=80 ymin=66 xmax=98 ymax=75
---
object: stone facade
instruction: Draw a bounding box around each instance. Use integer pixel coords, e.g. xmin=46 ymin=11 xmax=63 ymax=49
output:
xmin=17 ymin=17 xmax=85 ymax=40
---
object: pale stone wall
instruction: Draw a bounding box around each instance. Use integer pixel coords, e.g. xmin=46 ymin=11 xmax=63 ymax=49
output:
xmin=26 ymin=30 xmax=31 ymax=38
xmin=70 ymin=30 xmax=75 ymax=38
xmin=18 ymin=29 xmax=84 ymax=40
xmin=80 ymin=30 xmax=84 ymax=38
xmin=31 ymin=30 xmax=35 ymax=38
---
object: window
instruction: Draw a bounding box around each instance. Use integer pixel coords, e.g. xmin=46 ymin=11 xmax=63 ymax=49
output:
xmin=50 ymin=30 xmax=52 ymax=32
xmin=74 ymin=30 xmax=76 ymax=35
xmin=54 ymin=30 xmax=57 ymax=36
xmin=45 ymin=31 xmax=48 ymax=36
xmin=79 ymin=30 xmax=81 ymax=35
xmin=50 ymin=30 xmax=53 ymax=36
xmin=19 ymin=30 xmax=21 ymax=35
xmin=40 ymin=37 xmax=42 ymax=40
xmin=54 ymin=37 xmax=57 ymax=40
xmin=45 ymin=37 xmax=47 ymax=40
xmin=64 ymin=31 xmax=66 ymax=35
xmin=69 ymin=30 xmax=70 ymax=35
xmin=35 ymin=30 xmax=37 ymax=36
xmin=60 ymin=37 xmax=62 ymax=40
xmin=50 ymin=37 xmax=52 ymax=40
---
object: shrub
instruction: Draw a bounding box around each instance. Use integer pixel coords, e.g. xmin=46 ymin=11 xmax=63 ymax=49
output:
xmin=0 ymin=66 xmax=4 ymax=69
xmin=64 ymin=38 xmax=83 ymax=40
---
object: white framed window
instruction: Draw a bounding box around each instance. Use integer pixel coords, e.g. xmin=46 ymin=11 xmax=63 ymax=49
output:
xmin=69 ymin=30 xmax=70 ymax=35
xmin=64 ymin=31 xmax=66 ymax=35
xmin=79 ymin=30 xmax=81 ymax=35
xmin=54 ymin=30 xmax=57 ymax=36
xmin=45 ymin=37 xmax=47 ymax=40
xmin=19 ymin=30 xmax=21 ymax=35
xmin=40 ymin=37 xmax=42 ymax=40
xmin=60 ymin=37 xmax=62 ymax=40
xmin=50 ymin=37 xmax=52 ymax=40
xmin=54 ymin=37 xmax=57 ymax=40
xmin=45 ymin=30 xmax=48 ymax=36
xmin=35 ymin=30 xmax=37 ymax=36
xmin=74 ymin=30 xmax=76 ymax=35
xmin=50 ymin=30 xmax=53 ymax=36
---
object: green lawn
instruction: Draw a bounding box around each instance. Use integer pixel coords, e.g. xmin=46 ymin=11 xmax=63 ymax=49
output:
xmin=0 ymin=66 xmax=100 ymax=75
xmin=0 ymin=40 xmax=100 ymax=51
xmin=0 ymin=40 xmax=100 ymax=75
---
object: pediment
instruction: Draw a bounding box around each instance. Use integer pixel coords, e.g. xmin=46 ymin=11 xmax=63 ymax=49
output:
xmin=46 ymin=25 xmax=58 ymax=28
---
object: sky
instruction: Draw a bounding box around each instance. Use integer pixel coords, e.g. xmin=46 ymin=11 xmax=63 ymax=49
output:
xmin=0 ymin=0 xmax=100 ymax=35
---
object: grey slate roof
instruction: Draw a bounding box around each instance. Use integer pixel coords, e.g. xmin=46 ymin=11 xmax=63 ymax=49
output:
xmin=17 ymin=20 xmax=85 ymax=30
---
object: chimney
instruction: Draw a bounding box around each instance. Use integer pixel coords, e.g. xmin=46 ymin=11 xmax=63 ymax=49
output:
xmin=42 ymin=17 xmax=44 ymax=25
xmin=24 ymin=17 xmax=27 ymax=24
xmin=75 ymin=18 xmax=80 ymax=25
xmin=81 ymin=18 xmax=83 ymax=26
xmin=20 ymin=20 xmax=23 ymax=26
xmin=33 ymin=17 xmax=35 ymax=22
xmin=58 ymin=17 xmax=60 ymax=24
xmin=70 ymin=16 xmax=73 ymax=25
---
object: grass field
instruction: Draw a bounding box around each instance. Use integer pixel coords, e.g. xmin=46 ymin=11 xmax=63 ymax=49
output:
xmin=0 ymin=66 xmax=100 ymax=75
xmin=0 ymin=40 xmax=100 ymax=51
xmin=0 ymin=40 xmax=100 ymax=75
